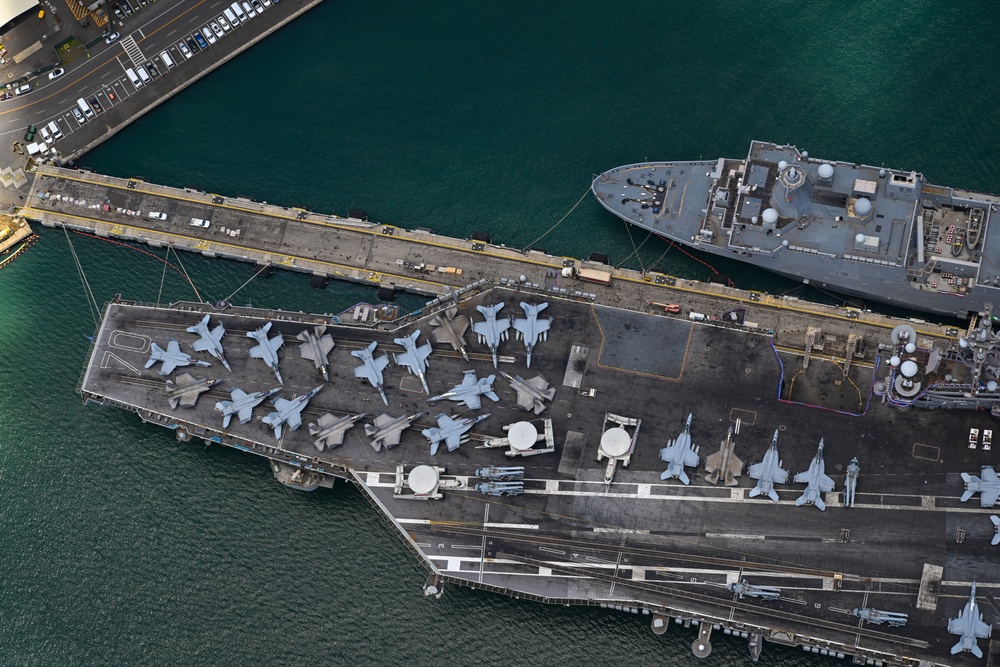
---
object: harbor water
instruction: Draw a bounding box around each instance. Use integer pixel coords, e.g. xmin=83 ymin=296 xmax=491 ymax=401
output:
xmin=2 ymin=0 xmax=1000 ymax=663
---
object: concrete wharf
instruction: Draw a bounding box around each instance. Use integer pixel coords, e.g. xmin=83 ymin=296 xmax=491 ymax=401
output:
xmin=79 ymin=285 xmax=1000 ymax=667
xmin=23 ymin=165 xmax=964 ymax=369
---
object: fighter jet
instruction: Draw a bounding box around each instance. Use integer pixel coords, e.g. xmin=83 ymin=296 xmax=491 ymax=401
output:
xmin=845 ymin=457 xmax=860 ymax=507
xmin=351 ymin=341 xmax=390 ymax=405
xmin=500 ymin=371 xmax=555 ymax=415
xmin=961 ymin=466 xmax=1000 ymax=507
xmin=422 ymin=413 xmax=491 ymax=455
xmin=704 ymin=426 xmax=743 ymax=486
xmin=247 ymin=322 xmax=284 ymax=385
xmin=428 ymin=306 xmax=470 ymax=361
xmin=992 ymin=515 xmax=1000 ymax=546
xmin=364 ymin=412 xmax=425 ymax=451
xmin=427 ymin=370 xmax=499 ymax=410
xmin=472 ymin=303 xmax=511 ymax=368
xmin=659 ymin=413 xmax=700 ymax=484
xmin=947 ymin=582 xmax=992 ymax=658
xmin=512 ymin=301 xmax=552 ymax=368
xmin=214 ymin=386 xmax=281 ymax=428
xmin=297 ymin=326 xmax=335 ymax=381
xmin=146 ymin=339 xmax=211 ymax=375
xmin=727 ymin=580 xmax=781 ymax=601
xmin=852 ymin=608 xmax=908 ymax=627
xmin=186 ymin=315 xmax=231 ymax=371
xmin=393 ymin=330 xmax=433 ymax=394
xmin=308 ymin=412 xmax=365 ymax=451
xmin=793 ymin=439 xmax=836 ymax=510
xmin=164 ymin=373 xmax=218 ymax=409
xmin=748 ymin=430 xmax=789 ymax=502
xmin=261 ymin=385 xmax=323 ymax=440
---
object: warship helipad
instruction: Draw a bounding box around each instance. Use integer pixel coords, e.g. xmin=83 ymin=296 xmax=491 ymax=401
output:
xmin=592 ymin=141 xmax=1000 ymax=318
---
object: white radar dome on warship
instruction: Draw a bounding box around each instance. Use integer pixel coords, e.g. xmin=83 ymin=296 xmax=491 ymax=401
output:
xmin=855 ymin=233 xmax=865 ymax=244
xmin=762 ymin=208 xmax=779 ymax=224
xmin=989 ymin=381 xmax=998 ymax=392
xmin=890 ymin=356 xmax=901 ymax=367
xmin=905 ymin=342 xmax=916 ymax=354
xmin=817 ymin=163 xmax=834 ymax=179
xmin=855 ymin=198 xmax=872 ymax=216
xmin=778 ymin=160 xmax=788 ymax=170
xmin=900 ymin=360 xmax=918 ymax=378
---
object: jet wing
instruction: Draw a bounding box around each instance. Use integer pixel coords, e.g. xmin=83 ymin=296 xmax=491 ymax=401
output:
xmin=230 ymin=388 xmax=249 ymax=402
xmin=948 ymin=616 xmax=965 ymax=636
xmin=210 ymin=325 xmax=225 ymax=343
xmin=167 ymin=340 xmax=182 ymax=355
xmin=272 ymin=397 xmax=292 ymax=412
xmin=462 ymin=393 xmax=482 ymax=410
xmin=453 ymin=317 xmax=469 ymax=337
xmin=793 ymin=470 xmax=811 ymax=484
xmin=526 ymin=375 xmax=553 ymax=396
xmin=445 ymin=432 xmax=462 ymax=452
xmin=159 ymin=359 xmax=179 ymax=375
xmin=285 ymin=410 xmax=303 ymax=433
xmin=983 ymin=467 xmax=999 ymax=483
xmin=512 ymin=319 xmax=531 ymax=338
xmin=395 ymin=351 xmax=419 ymax=369
xmin=818 ymin=474 xmax=836 ymax=492
xmin=682 ymin=448 xmax=700 ymax=468
xmin=460 ymin=373 xmax=477 ymax=388
xmin=353 ymin=364 xmax=369 ymax=379
xmin=513 ymin=388 xmax=535 ymax=412
xmin=173 ymin=372 xmax=196 ymax=387
xmin=373 ymin=414 xmax=404 ymax=447
xmin=375 ymin=354 xmax=390 ymax=372
xmin=982 ymin=489 xmax=1000 ymax=507
xmin=191 ymin=337 xmax=211 ymax=352
xmin=237 ymin=405 xmax=255 ymax=423
xmin=975 ymin=616 xmax=993 ymax=639
xmin=315 ymin=414 xmax=349 ymax=446
xmin=747 ymin=461 xmax=765 ymax=479
xmin=249 ymin=343 xmax=266 ymax=359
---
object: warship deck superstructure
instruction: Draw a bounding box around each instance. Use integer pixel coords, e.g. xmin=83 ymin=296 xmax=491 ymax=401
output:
xmin=592 ymin=141 xmax=1000 ymax=318
xmin=80 ymin=291 xmax=1000 ymax=666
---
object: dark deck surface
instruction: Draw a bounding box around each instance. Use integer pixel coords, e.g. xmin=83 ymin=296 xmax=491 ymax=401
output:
xmin=79 ymin=290 xmax=1000 ymax=666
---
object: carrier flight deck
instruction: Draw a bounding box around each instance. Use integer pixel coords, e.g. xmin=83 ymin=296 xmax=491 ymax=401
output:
xmin=79 ymin=289 xmax=1000 ymax=666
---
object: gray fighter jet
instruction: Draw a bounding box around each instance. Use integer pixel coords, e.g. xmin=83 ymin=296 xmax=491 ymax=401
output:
xmin=948 ymin=582 xmax=992 ymax=658
xmin=422 ymin=413 xmax=491 ymax=455
xmin=512 ymin=301 xmax=552 ymax=368
xmin=961 ymin=466 xmax=1000 ymax=507
xmin=427 ymin=370 xmax=499 ymax=410
xmin=186 ymin=314 xmax=231 ymax=371
xmin=352 ymin=341 xmax=390 ymax=405
xmin=852 ymin=608 xmax=908 ymax=627
xmin=215 ymin=386 xmax=281 ymax=428
xmin=309 ymin=412 xmax=365 ymax=451
xmin=992 ymin=515 xmax=1000 ymax=546
xmin=704 ymin=425 xmax=743 ymax=486
xmin=146 ymin=339 xmax=211 ymax=375
xmin=845 ymin=457 xmax=860 ymax=507
xmin=793 ymin=439 xmax=836 ymax=510
xmin=261 ymin=385 xmax=323 ymax=440
xmin=428 ymin=306 xmax=470 ymax=361
xmin=727 ymin=580 xmax=781 ymax=601
xmin=476 ymin=466 xmax=524 ymax=481
xmin=364 ymin=412 xmax=425 ymax=451
xmin=659 ymin=413 xmax=700 ymax=484
xmin=393 ymin=330 xmax=433 ymax=394
xmin=748 ymin=430 xmax=789 ymax=502
xmin=297 ymin=326 xmax=335 ymax=381
xmin=500 ymin=371 xmax=555 ymax=415
xmin=472 ymin=303 xmax=511 ymax=368
xmin=247 ymin=322 xmax=284 ymax=385
xmin=164 ymin=373 xmax=218 ymax=409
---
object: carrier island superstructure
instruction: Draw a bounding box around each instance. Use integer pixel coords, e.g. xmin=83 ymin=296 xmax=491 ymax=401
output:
xmin=592 ymin=141 xmax=1000 ymax=319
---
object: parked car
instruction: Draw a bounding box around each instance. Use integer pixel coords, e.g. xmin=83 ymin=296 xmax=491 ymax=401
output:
xmin=187 ymin=37 xmax=200 ymax=53
xmin=14 ymin=84 xmax=31 ymax=96
xmin=24 ymin=125 xmax=36 ymax=142
xmin=210 ymin=22 xmax=224 ymax=38
xmin=72 ymin=107 xmax=85 ymax=123
xmin=178 ymin=41 xmax=192 ymax=59
xmin=88 ymin=97 xmax=103 ymax=113
xmin=217 ymin=16 xmax=231 ymax=32
xmin=251 ymin=0 xmax=264 ymax=12
xmin=193 ymin=31 xmax=209 ymax=49
xmin=190 ymin=218 xmax=210 ymax=228
xmin=201 ymin=27 xmax=216 ymax=45
xmin=148 ymin=212 xmax=168 ymax=221
xmin=48 ymin=68 xmax=65 ymax=80
xmin=105 ymin=32 xmax=120 ymax=44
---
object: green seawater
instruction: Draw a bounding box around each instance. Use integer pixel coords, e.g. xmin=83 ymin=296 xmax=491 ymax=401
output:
xmin=2 ymin=1 xmax=1000 ymax=663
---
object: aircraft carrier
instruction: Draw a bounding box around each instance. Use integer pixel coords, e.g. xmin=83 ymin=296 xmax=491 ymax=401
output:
xmin=591 ymin=141 xmax=1000 ymax=319
xmin=79 ymin=288 xmax=1000 ymax=666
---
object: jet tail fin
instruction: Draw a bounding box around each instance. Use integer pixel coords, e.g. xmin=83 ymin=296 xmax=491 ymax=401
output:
xmin=950 ymin=640 xmax=964 ymax=655
xmin=768 ymin=488 xmax=779 ymax=503
xmin=815 ymin=497 xmax=826 ymax=511
xmin=748 ymin=486 xmax=761 ymax=498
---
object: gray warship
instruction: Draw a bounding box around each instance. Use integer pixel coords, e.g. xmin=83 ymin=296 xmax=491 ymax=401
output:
xmin=592 ymin=141 xmax=1000 ymax=319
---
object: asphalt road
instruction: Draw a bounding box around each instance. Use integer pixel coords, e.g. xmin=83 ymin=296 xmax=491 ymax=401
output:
xmin=0 ymin=0 xmax=317 ymax=186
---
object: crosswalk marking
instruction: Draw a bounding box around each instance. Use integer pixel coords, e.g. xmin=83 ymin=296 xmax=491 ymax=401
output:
xmin=120 ymin=35 xmax=146 ymax=69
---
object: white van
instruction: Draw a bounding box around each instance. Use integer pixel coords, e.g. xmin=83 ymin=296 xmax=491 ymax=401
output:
xmin=159 ymin=51 xmax=175 ymax=70
xmin=47 ymin=120 xmax=63 ymax=140
xmin=230 ymin=3 xmax=246 ymax=22
xmin=125 ymin=68 xmax=142 ymax=88
xmin=39 ymin=126 xmax=51 ymax=142
xmin=137 ymin=66 xmax=152 ymax=85
xmin=241 ymin=1 xmax=256 ymax=18
xmin=76 ymin=98 xmax=94 ymax=119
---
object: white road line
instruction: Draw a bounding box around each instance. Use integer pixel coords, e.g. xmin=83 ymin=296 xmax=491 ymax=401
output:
xmin=483 ymin=522 xmax=538 ymax=530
